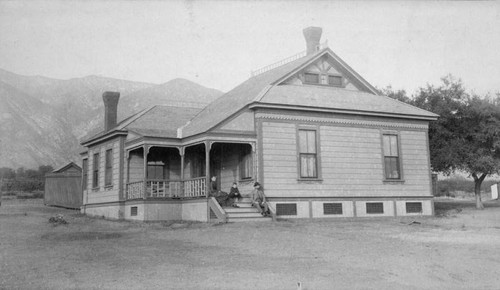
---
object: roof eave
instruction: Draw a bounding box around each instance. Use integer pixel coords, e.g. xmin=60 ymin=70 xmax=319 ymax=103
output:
xmin=80 ymin=130 xmax=128 ymax=147
xmin=249 ymin=102 xmax=438 ymax=121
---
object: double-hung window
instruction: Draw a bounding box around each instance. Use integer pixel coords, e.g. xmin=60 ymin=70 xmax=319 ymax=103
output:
xmin=240 ymin=150 xmax=253 ymax=180
xmin=92 ymin=153 xmax=99 ymax=188
xmin=383 ymin=134 xmax=401 ymax=180
xmin=105 ymin=149 xmax=113 ymax=186
xmin=82 ymin=159 xmax=88 ymax=190
xmin=298 ymin=129 xmax=318 ymax=178
xmin=147 ymin=161 xmax=165 ymax=180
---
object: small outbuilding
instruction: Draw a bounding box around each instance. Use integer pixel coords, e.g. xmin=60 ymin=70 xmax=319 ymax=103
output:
xmin=44 ymin=162 xmax=82 ymax=209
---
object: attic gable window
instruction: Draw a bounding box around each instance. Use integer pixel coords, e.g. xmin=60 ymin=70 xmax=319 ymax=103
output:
xmin=328 ymin=75 xmax=343 ymax=86
xmin=304 ymin=73 xmax=320 ymax=84
xmin=303 ymin=72 xmax=343 ymax=87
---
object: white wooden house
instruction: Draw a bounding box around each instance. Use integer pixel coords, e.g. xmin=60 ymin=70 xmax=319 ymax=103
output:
xmin=80 ymin=27 xmax=438 ymax=222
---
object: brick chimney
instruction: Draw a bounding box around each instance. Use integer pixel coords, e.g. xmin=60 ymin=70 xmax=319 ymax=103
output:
xmin=102 ymin=91 xmax=120 ymax=131
xmin=303 ymin=27 xmax=322 ymax=55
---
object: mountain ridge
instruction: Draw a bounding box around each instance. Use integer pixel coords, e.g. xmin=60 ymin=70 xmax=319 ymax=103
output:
xmin=0 ymin=68 xmax=223 ymax=169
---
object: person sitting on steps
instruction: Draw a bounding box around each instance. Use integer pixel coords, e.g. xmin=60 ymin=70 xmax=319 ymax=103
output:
xmin=228 ymin=182 xmax=242 ymax=208
xmin=252 ymin=182 xmax=269 ymax=216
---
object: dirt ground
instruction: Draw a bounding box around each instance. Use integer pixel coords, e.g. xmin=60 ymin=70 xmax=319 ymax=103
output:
xmin=1 ymin=198 xmax=500 ymax=290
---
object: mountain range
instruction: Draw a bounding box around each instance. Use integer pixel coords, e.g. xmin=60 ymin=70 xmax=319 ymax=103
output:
xmin=0 ymin=68 xmax=223 ymax=169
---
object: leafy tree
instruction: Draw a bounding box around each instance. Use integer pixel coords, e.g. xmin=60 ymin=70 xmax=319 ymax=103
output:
xmin=412 ymin=76 xmax=500 ymax=209
xmin=38 ymin=165 xmax=54 ymax=178
xmin=379 ymin=86 xmax=413 ymax=104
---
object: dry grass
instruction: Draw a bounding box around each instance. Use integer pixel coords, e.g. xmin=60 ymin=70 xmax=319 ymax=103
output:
xmin=1 ymin=198 xmax=500 ymax=289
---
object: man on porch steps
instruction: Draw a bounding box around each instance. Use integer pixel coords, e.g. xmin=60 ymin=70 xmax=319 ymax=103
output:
xmin=252 ymin=182 xmax=268 ymax=216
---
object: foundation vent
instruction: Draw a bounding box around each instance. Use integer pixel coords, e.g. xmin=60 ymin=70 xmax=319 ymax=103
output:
xmin=366 ymin=202 xmax=384 ymax=214
xmin=406 ymin=202 xmax=423 ymax=213
xmin=323 ymin=203 xmax=343 ymax=215
xmin=131 ymin=206 xmax=138 ymax=216
xmin=276 ymin=203 xmax=297 ymax=216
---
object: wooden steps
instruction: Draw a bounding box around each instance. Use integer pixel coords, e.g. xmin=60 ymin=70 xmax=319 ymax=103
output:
xmin=223 ymin=198 xmax=272 ymax=223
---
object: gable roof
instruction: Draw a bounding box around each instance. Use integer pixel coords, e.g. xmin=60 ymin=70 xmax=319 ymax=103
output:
xmin=180 ymin=48 xmax=437 ymax=137
xmin=81 ymin=105 xmax=203 ymax=145
xmin=82 ymin=45 xmax=438 ymax=146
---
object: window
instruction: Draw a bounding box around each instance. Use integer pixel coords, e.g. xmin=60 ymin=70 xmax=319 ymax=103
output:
xmin=147 ymin=161 xmax=165 ymax=180
xmin=299 ymin=129 xmax=318 ymax=178
xmin=240 ymin=149 xmax=253 ymax=180
xmin=406 ymin=202 xmax=423 ymax=213
xmin=105 ymin=149 xmax=113 ymax=186
xmin=328 ymin=75 xmax=343 ymax=86
xmin=131 ymin=206 xmax=138 ymax=216
xmin=323 ymin=203 xmax=343 ymax=215
xmin=304 ymin=73 xmax=320 ymax=84
xmin=82 ymin=159 xmax=88 ymax=190
xmin=92 ymin=153 xmax=99 ymax=188
xmin=304 ymin=72 xmax=343 ymax=87
xmin=383 ymin=134 xmax=401 ymax=180
xmin=190 ymin=155 xmax=205 ymax=178
xmin=366 ymin=202 xmax=384 ymax=214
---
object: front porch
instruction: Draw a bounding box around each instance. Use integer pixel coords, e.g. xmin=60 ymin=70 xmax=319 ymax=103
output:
xmin=125 ymin=142 xmax=256 ymax=201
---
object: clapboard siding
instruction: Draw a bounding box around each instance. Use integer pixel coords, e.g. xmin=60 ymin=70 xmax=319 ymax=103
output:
xmin=261 ymin=118 xmax=432 ymax=198
xmin=86 ymin=139 xmax=121 ymax=204
xmin=128 ymin=151 xmax=144 ymax=182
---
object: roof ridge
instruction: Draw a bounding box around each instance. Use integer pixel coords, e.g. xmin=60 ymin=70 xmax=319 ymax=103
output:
xmin=118 ymin=105 xmax=157 ymax=130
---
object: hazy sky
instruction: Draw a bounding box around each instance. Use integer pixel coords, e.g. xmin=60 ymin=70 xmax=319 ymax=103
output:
xmin=1 ymin=0 xmax=499 ymax=95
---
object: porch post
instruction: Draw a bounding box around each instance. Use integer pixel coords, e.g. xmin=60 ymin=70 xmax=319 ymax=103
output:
xmin=205 ymin=141 xmax=211 ymax=198
xmin=179 ymin=147 xmax=185 ymax=180
xmin=125 ymin=150 xmax=131 ymax=200
xmin=143 ymin=145 xmax=149 ymax=200
xmin=179 ymin=147 xmax=185 ymax=197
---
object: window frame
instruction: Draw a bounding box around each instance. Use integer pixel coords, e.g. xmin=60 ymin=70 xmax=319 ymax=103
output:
xmin=147 ymin=160 xmax=166 ymax=180
xmin=303 ymin=72 xmax=344 ymax=88
xmin=239 ymin=148 xmax=253 ymax=181
xmin=296 ymin=125 xmax=322 ymax=181
xmin=104 ymin=149 xmax=113 ymax=187
xmin=82 ymin=158 xmax=88 ymax=190
xmin=381 ymin=131 xmax=404 ymax=182
xmin=92 ymin=153 xmax=99 ymax=189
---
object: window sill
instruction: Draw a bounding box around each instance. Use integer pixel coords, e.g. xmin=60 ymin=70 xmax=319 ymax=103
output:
xmin=91 ymin=187 xmax=100 ymax=192
xmin=383 ymin=179 xmax=405 ymax=184
xmin=238 ymin=178 xmax=254 ymax=183
xmin=303 ymin=83 xmax=345 ymax=89
xmin=297 ymin=178 xmax=323 ymax=183
xmin=104 ymin=185 xmax=114 ymax=190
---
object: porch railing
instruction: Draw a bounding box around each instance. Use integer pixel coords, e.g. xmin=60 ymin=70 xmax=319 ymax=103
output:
xmin=127 ymin=181 xmax=145 ymax=199
xmin=126 ymin=177 xmax=207 ymax=200
xmin=147 ymin=179 xmax=183 ymax=198
xmin=183 ymin=177 xmax=206 ymax=198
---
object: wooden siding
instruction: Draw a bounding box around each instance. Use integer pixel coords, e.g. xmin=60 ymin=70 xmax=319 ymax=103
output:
xmin=86 ymin=139 xmax=121 ymax=204
xmin=216 ymin=145 xmax=255 ymax=195
xmin=128 ymin=151 xmax=144 ymax=182
xmin=261 ymin=118 xmax=432 ymax=198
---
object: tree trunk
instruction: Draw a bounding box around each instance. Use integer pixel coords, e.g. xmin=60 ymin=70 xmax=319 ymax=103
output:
xmin=472 ymin=173 xmax=486 ymax=210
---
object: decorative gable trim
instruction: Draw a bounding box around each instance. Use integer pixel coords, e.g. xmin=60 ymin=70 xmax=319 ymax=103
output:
xmin=271 ymin=48 xmax=379 ymax=95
